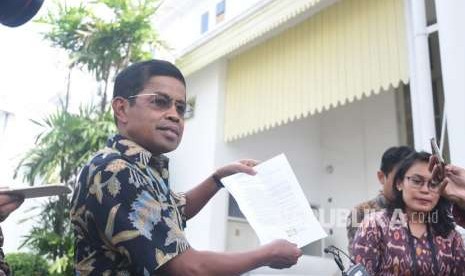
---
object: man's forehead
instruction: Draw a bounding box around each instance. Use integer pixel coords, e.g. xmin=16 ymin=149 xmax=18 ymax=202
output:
xmin=145 ymin=75 xmax=185 ymax=87
xmin=143 ymin=76 xmax=186 ymax=98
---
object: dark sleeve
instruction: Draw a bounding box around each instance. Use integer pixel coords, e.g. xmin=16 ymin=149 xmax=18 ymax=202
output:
xmin=451 ymin=230 xmax=465 ymax=275
xmin=347 ymin=205 xmax=367 ymax=255
xmin=346 ymin=210 xmax=356 ymax=254
xmin=453 ymin=204 xmax=465 ymax=228
xmin=351 ymin=214 xmax=383 ymax=275
xmin=0 ymin=227 xmax=10 ymax=276
xmin=86 ymin=159 xmax=190 ymax=273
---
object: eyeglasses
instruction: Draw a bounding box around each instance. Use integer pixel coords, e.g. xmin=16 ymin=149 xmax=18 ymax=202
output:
xmin=128 ymin=93 xmax=187 ymax=118
xmin=404 ymin=176 xmax=441 ymax=193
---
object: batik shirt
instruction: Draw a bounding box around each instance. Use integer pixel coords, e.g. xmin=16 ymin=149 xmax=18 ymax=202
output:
xmin=352 ymin=210 xmax=465 ymax=276
xmin=71 ymin=135 xmax=190 ymax=275
xmin=346 ymin=193 xmax=389 ymax=253
xmin=0 ymin=227 xmax=10 ymax=276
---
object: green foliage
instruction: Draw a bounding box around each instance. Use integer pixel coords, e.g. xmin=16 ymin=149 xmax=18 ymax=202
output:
xmin=5 ymin=252 xmax=49 ymax=276
xmin=15 ymin=106 xmax=115 ymax=275
xmin=38 ymin=0 xmax=161 ymax=111
xmin=15 ymin=106 xmax=115 ymax=185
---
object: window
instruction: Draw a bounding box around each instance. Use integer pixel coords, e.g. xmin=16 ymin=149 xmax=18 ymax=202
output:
xmin=0 ymin=110 xmax=12 ymax=145
xmin=201 ymin=12 xmax=209 ymax=34
xmin=216 ymin=0 xmax=226 ymax=23
xmin=428 ymin=31 xmax=450 ymax=162
xmin=0 ymin=111 xmax=10 ymax=135
xmin=395 ymin=84 xmax=414 ymax=148
xmin=423 ymin=0 xmax=449 ymax=161
xmin=184 ymin=97 xmax=196 ymax=120
xmin=425 ymin=0 xmax=437 ymax=26
xmin=228 ymin=194 xmax=245 ymax=219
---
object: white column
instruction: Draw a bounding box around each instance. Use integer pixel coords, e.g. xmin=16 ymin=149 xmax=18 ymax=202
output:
xmin=404 ymin=0 xmax=436 ymax=151
xmin=435 ymin=0 xmax=465 ymax=167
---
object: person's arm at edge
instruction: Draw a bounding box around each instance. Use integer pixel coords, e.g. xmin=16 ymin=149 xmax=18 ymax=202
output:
xmin=184 ymin=160 xmax=257 ymax=220
xmin=451 ymin=229 xmax=465 ymax=275
xmin=160 ymin=239 xmax=302 ymax=276
xmin=0 ymin=194 xmax=24 ymax=222
xmin=346 ymin=208 xmax=356 ymax=255
xmin=429 ymin=157 xmax=465 ymax=226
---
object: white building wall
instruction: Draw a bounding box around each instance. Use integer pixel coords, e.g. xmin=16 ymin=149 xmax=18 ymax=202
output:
xmin=167 ymin=61 xmax=227 ymax=251
xmin=155 ymin=0 xmax=267 ymax=55
xmin=318 ymin=90 xmax=400 ymax=249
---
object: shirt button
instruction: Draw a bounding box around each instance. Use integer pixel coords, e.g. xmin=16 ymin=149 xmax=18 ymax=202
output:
xmin=162 ymin=168 xmax=169 ymax=179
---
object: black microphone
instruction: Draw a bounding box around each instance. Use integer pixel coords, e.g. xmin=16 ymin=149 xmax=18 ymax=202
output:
xmin=324 ymin=245 xmax=369 ymax=276
xmin=324 ymin=246 xmax=345 ymax=273
xmin=327 ymin=245 xmax=356 ymax=264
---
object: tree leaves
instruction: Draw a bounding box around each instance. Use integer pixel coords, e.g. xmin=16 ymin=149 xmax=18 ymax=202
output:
xmin=14 ymin=106 xmax=115 ymax=275
xmin=37 ymin=0 xmax=161 ymax=111
xmin=15 ymin=105 xmax=115 ymax=187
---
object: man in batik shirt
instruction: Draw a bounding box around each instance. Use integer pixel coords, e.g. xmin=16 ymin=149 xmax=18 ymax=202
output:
xmin=71 ymin=60 xmax=302 ymax=275
xmin=346 ymin=146 xmax=414 ymax=252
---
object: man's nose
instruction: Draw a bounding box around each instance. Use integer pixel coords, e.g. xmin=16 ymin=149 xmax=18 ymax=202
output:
xmin=165 ymin=105 xmax=181 ymax=122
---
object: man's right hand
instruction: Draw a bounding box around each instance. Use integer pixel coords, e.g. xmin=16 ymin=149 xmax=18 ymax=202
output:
xmin=261 ymin=239 xmax=303 ymax=269
xmin=0 ymin=193 xmax=24 ymax=222
xmin=441 ymin=164 xmax=465 ymax=209
xmin=160 ymin=239 xmax=303 ymax=275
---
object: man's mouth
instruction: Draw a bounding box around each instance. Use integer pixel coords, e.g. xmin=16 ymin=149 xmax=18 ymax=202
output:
xmin=157 ymin=125 xmax=180 ymax=137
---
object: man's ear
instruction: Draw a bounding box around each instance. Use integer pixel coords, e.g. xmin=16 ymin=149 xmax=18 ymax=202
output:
xmin=112 ymin=97 xmax=130 ymax=125
xmin=377 ymin=170 xmax=386 ymax=186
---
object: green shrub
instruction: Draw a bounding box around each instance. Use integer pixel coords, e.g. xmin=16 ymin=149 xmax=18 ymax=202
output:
xmin=5 ymin=252 xmax=49 ymax=276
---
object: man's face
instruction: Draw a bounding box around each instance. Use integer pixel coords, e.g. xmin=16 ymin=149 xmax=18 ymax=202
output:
xmin=378 ymin=169 xmax=397 ymax=202
xmin=121 ymin=76 xmax=186 ymax=155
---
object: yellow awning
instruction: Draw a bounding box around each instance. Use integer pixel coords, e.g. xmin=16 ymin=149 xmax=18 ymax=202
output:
xmin=224 ymin=0 xmax=409 ymax=141
xmin=177 ymin=0 xmax=324 ymax=76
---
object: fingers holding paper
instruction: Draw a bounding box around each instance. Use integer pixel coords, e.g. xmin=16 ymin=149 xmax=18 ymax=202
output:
xmin=0 ymin=193 xmax=24 ymax=222
xmin=213 ymin=159 xmax=259 ymax=179
xmin=262 ymin=239 xmax=303 ymax=269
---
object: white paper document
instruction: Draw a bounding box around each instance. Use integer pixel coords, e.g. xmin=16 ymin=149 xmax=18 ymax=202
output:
xmin=222 ymin=154 xmax=327 ymax=248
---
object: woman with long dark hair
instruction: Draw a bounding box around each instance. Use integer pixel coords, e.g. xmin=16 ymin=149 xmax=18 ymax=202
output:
xmin=352 ymin=151 xmax=465 ymax=275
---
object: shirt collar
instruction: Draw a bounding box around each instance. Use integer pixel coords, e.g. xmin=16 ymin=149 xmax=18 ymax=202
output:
xmin=376 ymin=193 xmax=390 ymax=208
xmin=107 ymin=134 xmax=169 ymax=172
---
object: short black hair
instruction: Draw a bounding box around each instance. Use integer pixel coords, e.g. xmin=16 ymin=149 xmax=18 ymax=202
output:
xmin=113 ymin=59 xmax=186 ymax=100
xmin=380 ymin=146 xmax=415 ymax=175
xmin=390 ymin=151 xmax=454 ymax=237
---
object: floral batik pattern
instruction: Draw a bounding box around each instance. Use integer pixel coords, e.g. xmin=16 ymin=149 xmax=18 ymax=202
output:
xmin=71 ymin=135 xmax=189 ymax=275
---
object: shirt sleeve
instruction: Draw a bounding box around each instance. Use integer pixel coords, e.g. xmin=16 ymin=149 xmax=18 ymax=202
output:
xmin=346 ymin=210 xmax=356 ymax=254
xmin=453 ymin=204 xmax=465 ymax=228
xmin=85 ymin=158 xmax=190 ymax=274
xmin=451 ymin=230 xmax=465 ymax=275
xmin=347 ymin=204 xmax=372 ymax=255
xmin=170 ymin=191 xmax=187 ymax=227
xmin=351 ymin=213 xmax=383 ymax=275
